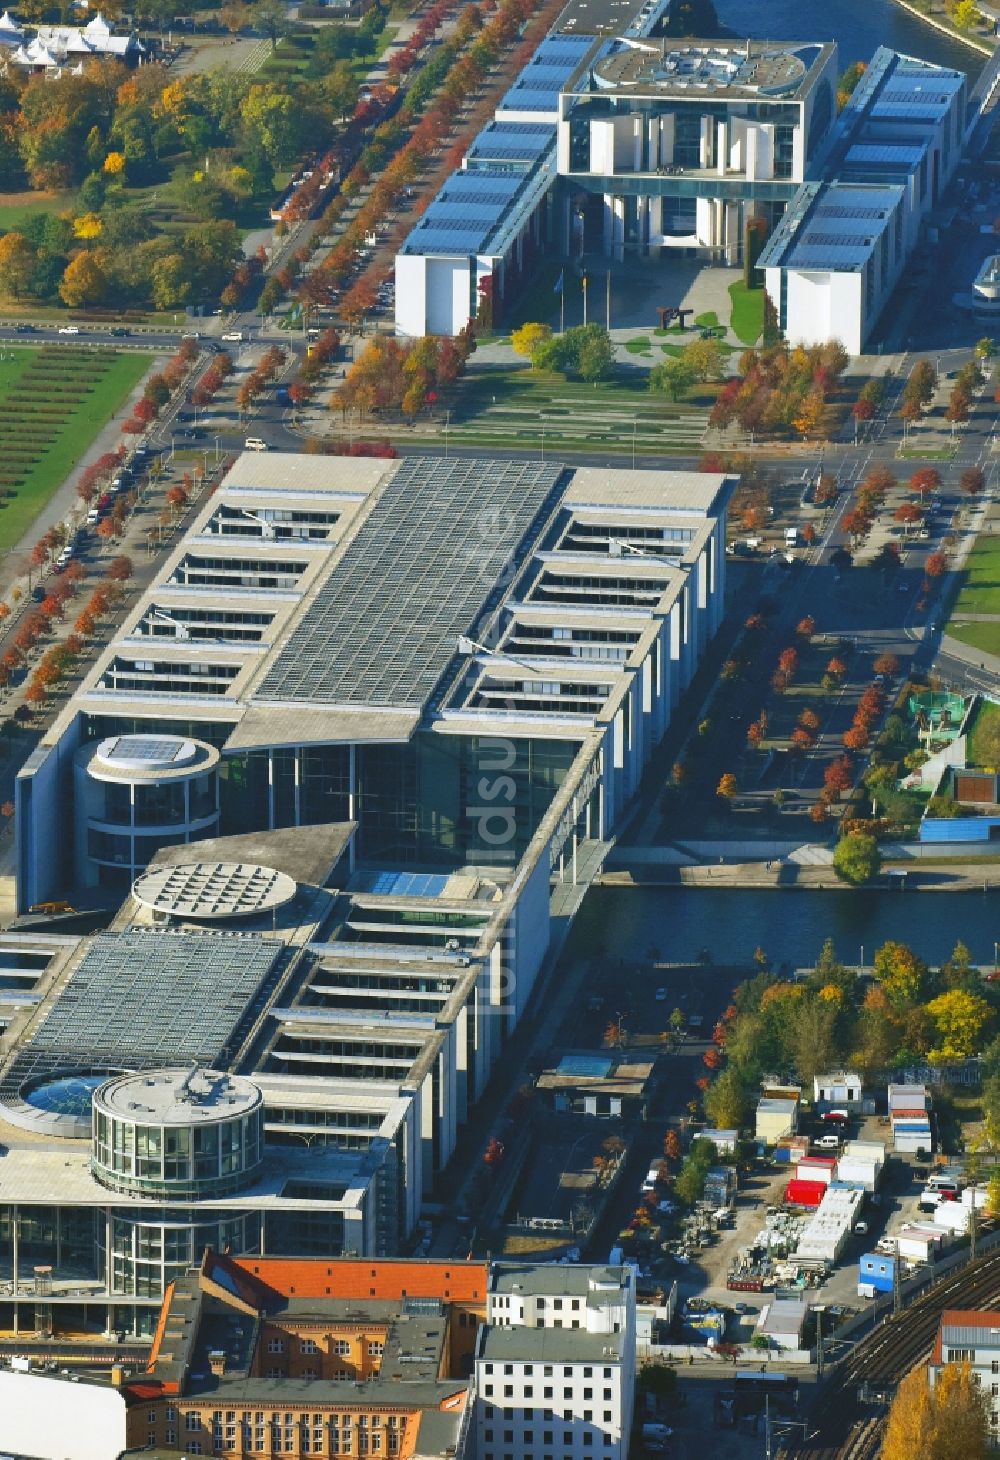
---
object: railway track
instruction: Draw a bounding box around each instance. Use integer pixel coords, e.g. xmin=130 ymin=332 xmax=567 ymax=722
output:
xmin=780 ymin=1249 xmax=1000 ymax=1460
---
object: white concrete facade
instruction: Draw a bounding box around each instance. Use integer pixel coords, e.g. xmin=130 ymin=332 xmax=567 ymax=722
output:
xmin=474 ymin=1265 xmax=637 ymax=1460
xmin=760 ymin=48 xmax=967 ymax=353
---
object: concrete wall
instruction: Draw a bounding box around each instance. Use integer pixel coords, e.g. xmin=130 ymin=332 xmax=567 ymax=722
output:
xmin=16 ymin=715 xmax=84 ymax=912
xmin=394 ymin=253 xmax=429 ymax=337
xmin=0 ymin=1370 xmax=128 ymax=1460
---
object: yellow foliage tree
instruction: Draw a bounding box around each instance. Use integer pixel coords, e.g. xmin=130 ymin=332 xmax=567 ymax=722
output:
xmin=511 ymin=322 xmax=553 ymax=361
xmin=103 ymin=151 xmax=126 ymax=175
xmin=881 ymin=1361 xmax=989 ymax=1460
xmin=0 ymin=232 xmax=36 ymax=300
xmin=793 ymin=387 xmax=826 ymax=438
xmin=58 ymin=252 xmax=108 ymax=309
xmin=880 ymin=1366 xmax=934 ymax=1460
xmin=925 ymin=989 xmax=992 ymax=1060
xmin=930 ymin=1362 xmax=991 ymax=1460
xmin=872 ymin=941 xmax=927 ymax=1006
xmin=73 ymin=213 xmax=103 ymax=240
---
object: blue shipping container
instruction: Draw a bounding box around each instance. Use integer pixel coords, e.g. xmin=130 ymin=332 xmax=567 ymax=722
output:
xmin=859 ymin=1253 xmax=896 ymax=1293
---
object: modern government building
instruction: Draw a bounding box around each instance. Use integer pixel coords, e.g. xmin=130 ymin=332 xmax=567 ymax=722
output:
xmin=395 ymin=0 xmax=969 ymax=353
xmin=0 ymin=450 xmax=731 ymax=1338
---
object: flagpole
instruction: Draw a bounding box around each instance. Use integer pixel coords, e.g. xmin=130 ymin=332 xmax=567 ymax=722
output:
xmin=582 ymin=273 xmax=588 ymax=327
xmin=560 ymin=280 xmax=564 ymax=335
xmin=606 ymin=269 xmax=611 ymax=332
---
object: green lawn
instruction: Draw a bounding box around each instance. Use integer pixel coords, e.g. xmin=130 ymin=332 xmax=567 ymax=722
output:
xmin=951 ymin=526 xmax=1000 ymax=616
xmin=727 ymin=281 xmax=765 ymax=346
xmin=947 ymin=620 xmax=1000 ymax=659
xmin=0 ymin=192 xmax=73 ymax=232
xmin=0 ymin=345 xmax=152 ymax=550
xmin=968 ymin=699 xmax=1000 ymax=764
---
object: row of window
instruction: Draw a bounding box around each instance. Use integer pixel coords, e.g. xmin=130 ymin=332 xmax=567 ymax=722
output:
xmin=483 ymin=1416 xmax=616 ymax=1439
xmin=482 ymin=1362 xmax=615 ymax=1377
xmin=265 ymin=1337 xmax=383 ymax=1357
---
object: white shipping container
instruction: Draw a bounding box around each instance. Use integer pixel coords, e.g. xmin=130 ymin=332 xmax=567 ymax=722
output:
xmin=837 ymin=1156 xmax=881 ymax=1193
xmin=895 ymin=1223 xmax=947 ymax=1262
xmin=795 ymin=1159 xmax=835 ymax=1186
xmin=932 ymin=1203 xmax=971 ymax=1235
xmin=844 ymin=1139 xmax=886 ymax=1164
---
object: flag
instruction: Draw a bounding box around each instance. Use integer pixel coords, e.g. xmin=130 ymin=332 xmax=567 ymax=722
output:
xmin=554 ymin=270 xmax=564 ymax=295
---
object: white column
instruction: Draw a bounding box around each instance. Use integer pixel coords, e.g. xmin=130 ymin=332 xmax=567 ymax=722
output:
xmin=348 ymin=744 xmax=357 ymax=873
xmin=660 ymin=113 xmax=675 ymax=165
xmin=267 ymin=750 xmax=275 ymax=830
xmin=648 ymin=194 xmax=663 ymax=247
xmin=699 ymin=115 xmax=713 ymax=169
xmin=293 ymin=747 xmax=301 ymax=826
xmin=602 ymin=194 xmax=614 ymax=254
xmin=716 ymin=119 xmax=728 ymax=176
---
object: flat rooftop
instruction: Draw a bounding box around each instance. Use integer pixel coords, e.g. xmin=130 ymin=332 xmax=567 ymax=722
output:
xmin=480 ymin=1326 xmax=626 ymax=1361
xmin=491 ymin=1262 xmax=629 ymax=1296
xmin=255 ymin=457 xmax=563 ymax=710
xmin=1 ymin=929 xmax=283 ymax=1093
xmin=31 ymin=454 xmax=732 ymax=756
xmin=757 ymin=180 xmax=903 ymax=273
xmin=590 ymin=40 xmax=831 ymax=101
xmin=554 ymin=0 xmax=669 ymax=37
xmin=498 ymin=33 xmax=595 ymax=113
xmin=95 ymin=1068 xmax=260 ymax=1124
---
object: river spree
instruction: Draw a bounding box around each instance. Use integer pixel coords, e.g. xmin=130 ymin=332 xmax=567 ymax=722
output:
xmin=715 ymin=0 xmax=985 ymax=75
xmin=568 ymin=886 xmax=999 ymax=968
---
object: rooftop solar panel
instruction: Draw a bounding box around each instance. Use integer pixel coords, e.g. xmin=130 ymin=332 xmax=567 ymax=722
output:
xmin=26 ymin=930 xmax=282 ymax=1067
xmin=255 ymin=457 xmax=564 ymax=709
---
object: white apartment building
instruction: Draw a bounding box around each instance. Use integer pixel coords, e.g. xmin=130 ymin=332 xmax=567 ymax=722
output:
xmin=930 ymin=1308 xmax=1000 ymax=1444
xmin=473 ymin=1264 xmax=637 ymax=1460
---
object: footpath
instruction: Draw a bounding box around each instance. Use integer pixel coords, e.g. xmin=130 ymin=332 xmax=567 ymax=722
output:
xmin=600 ymin=857 xmax=1000 ymax=891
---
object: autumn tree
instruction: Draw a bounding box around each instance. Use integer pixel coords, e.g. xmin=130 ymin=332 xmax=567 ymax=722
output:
xmin=0 ymin=232 xmax=37 ymax=299
xmin=59 ymin=251 xmax=108 ymax=308
xmin=832 ymin=831 xmax=881 ymax=886
xmin=511 ymin=322 xmax=553 ymax=361
xmin=796 ymin=616 xmax=816 ymax=641
xmin=882 ymin=1361 xmax=989 ymax=1460
xmin=961 ymin=466 xmax=985 ymax=497
xmin=716 ymin=773 xmax=738 ymax=801
xmin=926 ymin=989 xmax=992 ymax=1060
xmin=872 ymin=940 xmax=927 ymax=1006
xmin=895 ymin=502 xmax=922 ymax=535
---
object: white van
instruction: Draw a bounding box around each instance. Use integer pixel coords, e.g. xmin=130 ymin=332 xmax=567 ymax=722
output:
xmin=222 ymin=331 xmax=244 ymax=342
xmin=244 ymin=437 xmax=268 ymax=452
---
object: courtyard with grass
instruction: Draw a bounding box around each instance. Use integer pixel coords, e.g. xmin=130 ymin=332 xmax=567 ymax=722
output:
xmin=444 ymin=361 xmax=710 ymax=453
xmin=945 ymin=513 xmax=1000 ymax=660
xmin=0 ymin=345 xmax=152 ymax=550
